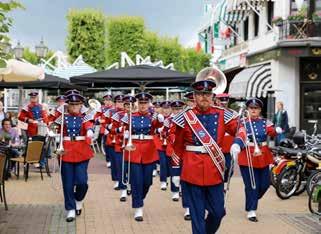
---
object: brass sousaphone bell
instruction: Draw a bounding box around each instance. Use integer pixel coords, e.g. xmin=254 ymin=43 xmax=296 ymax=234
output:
xmin=195 ymin=66 xmax=227 ymax=94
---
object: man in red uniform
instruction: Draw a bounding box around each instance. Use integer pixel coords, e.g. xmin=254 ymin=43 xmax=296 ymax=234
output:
xmin=105 ymin=95 xmax=124 ymax=189
xmin=18 ymin=91 xmax=48 ymax=137
xmin=97 ymin=94 xmax=113 ymax=168
xmin=54 ymin=90 xmax=94 ymax=222
xmin=171 ymin=76 xmax=241 ymax=234
xmin=122 ymin=92 xmax=164 ymax=221
xmin=48 ymin=95 xmax=65 ymax=124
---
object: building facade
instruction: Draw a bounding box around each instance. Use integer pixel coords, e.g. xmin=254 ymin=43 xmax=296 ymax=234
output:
xmin=200 ymin=0 xmax=321 ymax=132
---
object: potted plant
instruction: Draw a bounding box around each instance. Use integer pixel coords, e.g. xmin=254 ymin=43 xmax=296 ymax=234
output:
xmin=272 ymin=16 xmax=283 ymax=26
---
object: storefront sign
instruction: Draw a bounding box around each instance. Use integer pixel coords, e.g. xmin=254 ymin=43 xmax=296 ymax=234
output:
xmin=218 ymin=53 xmax=246 ymax=71
xmin=247 ymin=49 xmax=281 ymax=65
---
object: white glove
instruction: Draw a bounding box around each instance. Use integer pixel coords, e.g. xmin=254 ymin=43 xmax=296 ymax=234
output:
xmin=157 ymin=126 xmax=164 ymax=134
xmin=157 ymin=114 xmax=165 ymax=123
xmin=124 ymin=130 xmax=129 ymax=139
xmin=108 ymin=123 xmax=113 ymax=130
xmin=276 ymin=127 xmax=283 ymax=134
xmin=172 ymin=176 xmax=180 ymax=187
xmin=118 ymin=126 xmax=123 ymax=133
xmin=86 ymin=130 xmax=94 ymax=138
xmin=48 ymin=130 xmax=56 ymax=137
xmin=104 ymin=129 xmax=109 ymax=135
xmin=230 ymin=144 xmax=241 ymax=162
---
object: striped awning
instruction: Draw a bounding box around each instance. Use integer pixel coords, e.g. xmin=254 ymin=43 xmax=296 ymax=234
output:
xmin=225 ymin=0 xmax=275 ymax=25
xmin=229 ymin=63 xmax=272 ymax=98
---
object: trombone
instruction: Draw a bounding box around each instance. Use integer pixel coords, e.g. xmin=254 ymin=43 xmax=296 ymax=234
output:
xmin=238 ymin=106 xmax=262 ymax=190
xmin=122 ymin=102 xmax=136 ymax=186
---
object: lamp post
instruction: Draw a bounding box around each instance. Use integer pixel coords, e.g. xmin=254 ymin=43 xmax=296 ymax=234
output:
xmin=13 ymin=41 xmax=24 ymax=59
xmin=35 ymin=38 xmax=48 ymax=58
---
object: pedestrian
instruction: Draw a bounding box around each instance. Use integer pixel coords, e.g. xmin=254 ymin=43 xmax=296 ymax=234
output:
xmin=0 ymin=101 xmax=6 ymax=130
xmin=273 ymin=101 xmax=289 ymax=145
xmin=231 ymin=98 xmax=282 ymax=222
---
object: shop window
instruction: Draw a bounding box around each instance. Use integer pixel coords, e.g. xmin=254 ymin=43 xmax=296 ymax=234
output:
xmin=244 ymin=18 xmax=249 ymax=41
xmin=254 ymin=12 xmax=259 ymax=37
xmin=267 ymin=1 xmax=274 ymax=31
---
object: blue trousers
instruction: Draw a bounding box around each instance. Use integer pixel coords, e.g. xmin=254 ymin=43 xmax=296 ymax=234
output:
xmin=239 ymin=166 xmax=270 ymax=211
xmin=130 ymin=162 xmax=155 ymax=208
xmin=181 ymin=181 xmax=189 ymax=208
xmin=103 ymin=136 xmax=110 ymax=162
xmin=115 ymin=152 xmax=127 ymax=190
xmin=61 ymin=160 xmax=89 ymax=211
xmin=185 ymin=182 xmax=225 ymax=234
xmin=108 ymin=146 xmax=117 ymax=181
xmin=224 ymin=153 xmax=234 ymax=183
xmin=159 ymin=151 xmax=179 ymax=192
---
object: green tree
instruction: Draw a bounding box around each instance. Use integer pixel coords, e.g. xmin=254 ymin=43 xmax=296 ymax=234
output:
xmin=22 ymin=47 xmax=56 ymax=66
xmin=0 ymin=1 xmax=23 ymax=67
xmin=180 ymin=48 xmax=211 ymax=73
xmin=106 ymin=16 xmax=145 ymax=64
xmin=66 ymin=9 xmax=106 ymax=69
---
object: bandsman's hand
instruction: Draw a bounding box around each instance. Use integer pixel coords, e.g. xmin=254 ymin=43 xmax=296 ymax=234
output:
xmin=157 ymin=114 xmax=165 ymax=123
xmin=86 ymin=130 xmax=94 ymax=138
xmin=230 ymin=143 xmax=241 ymax=162
xmin=276 ymin=127 xmax=283 ymax=134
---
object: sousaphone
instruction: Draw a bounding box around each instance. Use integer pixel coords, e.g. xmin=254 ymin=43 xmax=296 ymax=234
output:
xmin=195 ymin=66 xmax=227 ymax=94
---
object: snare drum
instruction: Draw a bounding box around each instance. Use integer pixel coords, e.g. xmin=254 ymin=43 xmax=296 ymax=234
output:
xmin=37 ymin=122 xmax=48 ymax=136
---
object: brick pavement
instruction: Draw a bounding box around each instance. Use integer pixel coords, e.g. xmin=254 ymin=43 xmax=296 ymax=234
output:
xmin=0 ymin=155 xmax=319 ymax=234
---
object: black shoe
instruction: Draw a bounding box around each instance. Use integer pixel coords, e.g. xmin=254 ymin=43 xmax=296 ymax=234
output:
xmin=135 ymin=216 xmax=143 ymax=222
xmin=120 ymin=197 xmax=126 ymax=202
xmin=127 ymin=190 xmax=132 ymax=196
xmin=248 ymin=217 xmax=258 ymax=222
xmin=114 ymin=187 xmax=120 ymax=191
xmin=76 ymin=209 xmax=82 ymax=216
xmin=184 ymin=215 xmax=191 ymax=221
xmin=66 ymin=217 xmax=75 ymax=222
xmin=172 ymin=198 xmax=179 ymax=202
xmin=161 ymin=187 xmax=167 ymax=191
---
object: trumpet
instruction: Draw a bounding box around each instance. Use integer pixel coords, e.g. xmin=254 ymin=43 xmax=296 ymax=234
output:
xmin=124 ymin=102 xmax=136 ymax=152
xmin=56 ymin=104 xmax=67 ymax=155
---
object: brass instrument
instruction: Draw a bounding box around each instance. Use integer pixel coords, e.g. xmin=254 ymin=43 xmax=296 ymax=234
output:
xmin=124 ymin=102 xmax=136 ymax=152
xmin=195 ymin=66 xmax=227 ymax=94
xmin=56 ymin=104 xmax=66 ymax=155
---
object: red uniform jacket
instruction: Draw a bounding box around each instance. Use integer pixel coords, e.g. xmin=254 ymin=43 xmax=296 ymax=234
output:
xmin=234 ymin=117 xmax=277 ymax=168
xmin=18 ymin=103 xmax=48 ymax=137
xmin=172 ymin=106 xmax=241 ymax=186
xmin=221 ymin=108 xmax=238 ymax=154
xmin=123 ymin=111 xmax=163 ymax=164
xmin=110 ymin=110 xmax=126 ymax=153
xmin=54 ymin=112 xmax=94 ymax=163
xmin=104 ymin=108 xmax=121 ymax=146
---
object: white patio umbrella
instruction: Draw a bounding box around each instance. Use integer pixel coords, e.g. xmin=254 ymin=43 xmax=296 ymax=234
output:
xmin=0 ymin=59 xmax=45 ymax=82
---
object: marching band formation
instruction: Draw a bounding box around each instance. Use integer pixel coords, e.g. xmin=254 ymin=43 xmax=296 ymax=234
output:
xmin=17 ymin=66 xmax=284 ymax=234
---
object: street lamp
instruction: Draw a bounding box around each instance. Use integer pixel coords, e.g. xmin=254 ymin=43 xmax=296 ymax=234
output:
xmin=13 ymin=41 xmax=24 ymax=59
xmin=35 ymin=38 xmax=48 ymax=58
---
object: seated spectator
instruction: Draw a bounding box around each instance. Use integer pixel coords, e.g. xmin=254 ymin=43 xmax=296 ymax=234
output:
xmin=0 ymin=118 xmax=21 ymax=179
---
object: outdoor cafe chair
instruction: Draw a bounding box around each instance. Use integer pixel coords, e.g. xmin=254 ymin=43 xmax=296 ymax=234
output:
xmin=0 ymin=153 xmax=8 ymax=210
xmin=10 ymin=141 xmax=44 ymax=182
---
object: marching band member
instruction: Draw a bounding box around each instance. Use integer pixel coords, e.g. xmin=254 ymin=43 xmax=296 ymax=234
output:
xmin=118 ymin=95 xmax=137 ymax=202
xmin=157 ymin=101 xmax=172 ymax=191
xmin=230 ymin=98 xmax=280 ymax=222
xmin=184 ymin=92 xmax=195 ymax=108
xmin=18 ymin=91 xmax=48 ymax=137
xmin=171 ymin=70 xmax=241 ymax=234
xmin=215 ymin=93 xmax=237 ymax=184
xmin=123 ymin=92 xmax=164 ymax=222
xmin=152 ymin=101 xmax=162 ymax=177
xmin=99 ymin=94 xmax=114 ymax=168
xmin=48 ymin=95 xmax=65 ymax=124
xmin=105 ymin=95 xmax=124 ymax=189
xmin=54 ymin=90 xmax=94 ymax=222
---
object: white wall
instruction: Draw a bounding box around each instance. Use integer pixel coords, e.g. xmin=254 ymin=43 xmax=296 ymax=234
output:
xmin=273 ymin=56 xmax=300 ymax=128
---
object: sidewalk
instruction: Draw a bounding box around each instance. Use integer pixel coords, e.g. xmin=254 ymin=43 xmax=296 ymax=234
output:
xmin=0 ymin=155 xmax=320 ymax=234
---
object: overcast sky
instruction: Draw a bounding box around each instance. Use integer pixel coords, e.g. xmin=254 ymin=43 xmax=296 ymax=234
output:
xmin=9 ymin=0 xmax=218 ymax=52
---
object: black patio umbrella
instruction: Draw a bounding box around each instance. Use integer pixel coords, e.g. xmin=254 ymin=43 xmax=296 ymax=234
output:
xmin=70 ymin=65 xmax=195 ymax=88
xmin=0 ymin=73 xmax=85 ymax=90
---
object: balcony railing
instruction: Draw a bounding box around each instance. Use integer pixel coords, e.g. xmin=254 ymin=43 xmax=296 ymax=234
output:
xmin=277 ymin=20 xmax=321 ymax=40
xmin=221 ymin=42 xmax=248 ymax=58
